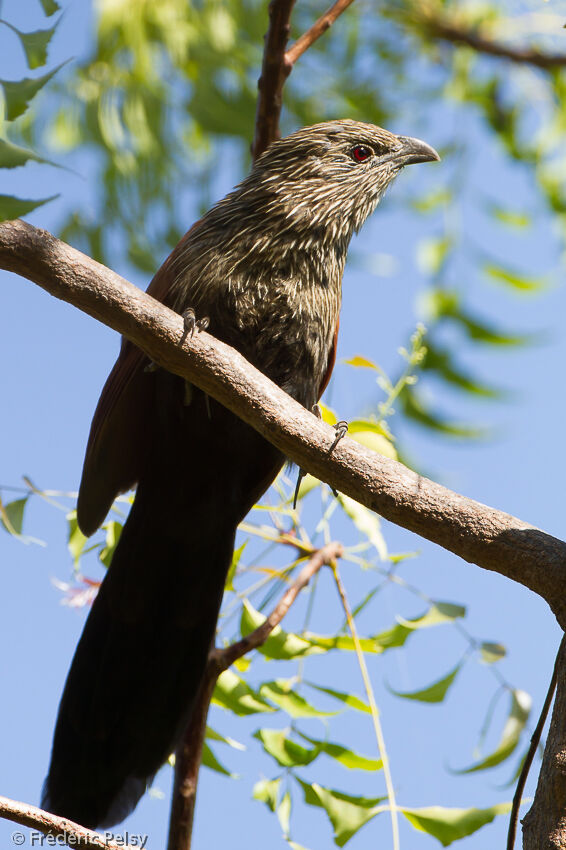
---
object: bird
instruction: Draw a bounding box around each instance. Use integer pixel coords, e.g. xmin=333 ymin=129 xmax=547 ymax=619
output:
xmin=41 ymin=119 xmax=439 ymax=829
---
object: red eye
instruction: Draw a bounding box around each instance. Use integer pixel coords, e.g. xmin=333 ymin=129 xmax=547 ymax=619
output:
xmin=351 ymin=145 xmax=372 ymax=163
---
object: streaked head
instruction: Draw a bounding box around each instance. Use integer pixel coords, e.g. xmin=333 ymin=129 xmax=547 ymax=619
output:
xmin=251 ymin=119 xmax=439 ymax=240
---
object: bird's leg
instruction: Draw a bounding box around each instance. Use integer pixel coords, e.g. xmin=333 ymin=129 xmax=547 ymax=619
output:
xmin=182 ymin=307 xmax=210 ymax=339
xmin=328 ymin=420 xmax=348 ymax=454
xmin=180 ymin=308 xmax=210 ymax=404
xmin=292 ymin=404 xmax=323 ymax=509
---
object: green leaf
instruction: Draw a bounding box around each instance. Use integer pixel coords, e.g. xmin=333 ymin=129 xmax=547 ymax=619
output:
xmin=303 ymin=633 xmax=381 ymax=654
xmin=201 ymin=743 xmax=236 ymax=777
xmin=225 ymin=540 xmax=247 ymax=591
xmin=402 ymin=388 xmax=488 ymax=439
xmin=480 ymin=641 xmax=506 ymax=664
xmin=212 ymin=669 xmax=275 ymax=716
xmin=423 ymin=343 xmax=503 ymax=399
xmin=277 ymin=791 xmax=292 ymax=837
xmin=240 ymin=600 xmax=325 ymax=659
xmin=99 ymin=520 xmax=122 ymax=568
xmin=401 ymin=803 xmax=512 ymax=846
xmin=375 ymin=602 xmax=466 ymax=653
xmin=0 ymin=138 xmax=51 ymax=169
xmin=389 ymin=663 xmax=461 ymax=703
xmin=455 ymin=689 xmax=531 ymax=773
xmin=298 ymin=732 xmax=382 ymax=771
xmin=417 ymin=236 xmax=451 ymax=275
xmin=205 ymin=726 xmax=245 ymax=750
xmin=488 ymin=203 xmax=530 ymax=229
xmin=0 ymin=496 xmax=27 ymax=536
xmin=0 ymin=62 xmax=68 ymax=120
xmin=259 ymin=680 xmax=338 ymax=718
xmin=4 ymin=21 xmax=59 ymax=69
xmin=255 ymin=729 xmax=320 ymax=768
xmin=296 ymin=778 xmax=385 ymax=846
xmin=253 ymin=777 xmax=281 ymax=812
xmin=343 ymin=355 xmax=379 ymax=370
xmin=66 ymin=510 xmax=87 ymax=567
xmin=0 ymin=193 xmax=57 ymax=219
xmin=305 ymin=683 xmax=371 ymax=714
xmin=39 ymin=0 xmax=61 ymax=16
xmin=484 ymin=263 xmax=546 ymax=293
xmin=338 ymin=495 xmax=388 ymax=560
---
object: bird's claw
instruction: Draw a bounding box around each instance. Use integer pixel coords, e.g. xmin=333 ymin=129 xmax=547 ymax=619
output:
xmin=329 ymin=420 xmax=348 ymax=454
xmin=292 ymin=405 xmax=324 ymax=509
xmin=182 ymin=308 xmax=210 ymax=339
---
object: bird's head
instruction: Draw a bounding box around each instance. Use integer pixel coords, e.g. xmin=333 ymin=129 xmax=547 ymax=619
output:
xmin=250 ymin=119 xmax=440 ymax=243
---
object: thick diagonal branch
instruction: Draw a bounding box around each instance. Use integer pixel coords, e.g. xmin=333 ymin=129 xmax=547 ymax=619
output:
xmin=1 ymin=218 xmax=566 ymax=628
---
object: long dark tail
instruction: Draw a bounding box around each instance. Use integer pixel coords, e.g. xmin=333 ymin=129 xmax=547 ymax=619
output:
xmin=42 ymin=486 xmax=235 ymax=829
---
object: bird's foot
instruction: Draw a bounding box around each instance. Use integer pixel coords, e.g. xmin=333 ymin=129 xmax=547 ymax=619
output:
xmin=329 ymin=420 xmax=348 ymax=454
xmin=182 ymin=307 xmax=210 ymax=339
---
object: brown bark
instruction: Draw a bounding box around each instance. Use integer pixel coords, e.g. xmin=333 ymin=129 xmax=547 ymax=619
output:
xmin=522 ymin=637 xmax=566 ymax=849
xmin=1 ymin=218 xmax=566 ymax=629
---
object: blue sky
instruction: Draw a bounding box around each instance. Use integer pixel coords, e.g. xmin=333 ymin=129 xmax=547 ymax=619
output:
xmin=1 ymin=2 xmax=566 ymax=849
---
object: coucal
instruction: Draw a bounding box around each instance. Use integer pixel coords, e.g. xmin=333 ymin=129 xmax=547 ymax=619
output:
xmin=42 ymin=120 xmax=439 ymax=828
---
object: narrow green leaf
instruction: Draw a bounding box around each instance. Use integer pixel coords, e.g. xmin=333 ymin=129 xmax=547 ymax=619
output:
xmin=0 ymin=193 xmax=57 ymax=219
xmin=389 ymin=663 xmax=461 ymax=703
xmin=480 ymin=641 xmax=506 ymax=664
xmin=303 ymin=633 xmax=380 ymax=654
xmin=6 ymin=21 xmax=59 ymax=69
xmin=253 ymin=777 xmax=280 ymax=812
xmin=417 ymin=236 xmax=451 ymax=275
xmin=205 ymin=726 xmax=245 ymax=750
xmin=488 ymin=203 xmax=530 ymax=229
xmin=66 ymin=510 xmax=87 ymax=567
xmin=259 ymin=680 xmax=337 ymax=718
xmin=296 ymin=778 xmax=385 ymax=846
xmin=255 ymin=728 xmax=320 ymax=768
xmin=201 ymin=743 xmax=236 ymax=777
xmin=484 ymin=263 xmax=545 ymax=292
xmin=99 ymin=520 xmax=122 ymax=568
xmin=0 ymin=138 xmax=51 ymax=169
xmin=225 ymin=540 xmax=247 ymax=591
xmin=1 ymin=61 xmax=68 ymax=120
xmin=39 ymin=0 xmax=61 ymax=15
xmin=212 ymin=669 xmax=275 ymax=716
xmin=374 ymin=602 xmax=466 ymax=653
xmin=241 ymin=600 xmax=325 ymax=659
xmin=305 ymin=683 xmax=371 ymax=714
xmin=277 ymin=791 xmax=292 ymax=836
xmin=0 ymin=496 xmax=27 ymax=536
xmin=401 ymin=803 xmax=512 ymax=846
xmin=456 ymin=689 xmax=531 ymax=773
xmin=343 ymin=355 xmax=379 ymax=370
xmin=338 ymin=495 xmax=388 ymax=560
xmin=298 ymin=732 xmax=382 ymax=771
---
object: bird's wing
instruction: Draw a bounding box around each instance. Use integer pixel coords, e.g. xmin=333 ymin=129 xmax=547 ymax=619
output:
xmin=318 ymin=316 xmax=340 ymax=399
xmin=76 ymin=224 xmax=200 ymax=537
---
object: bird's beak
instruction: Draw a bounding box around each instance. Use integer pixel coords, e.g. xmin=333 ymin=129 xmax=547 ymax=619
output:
xmin=395 ymin=135 xmax=440 ymax=166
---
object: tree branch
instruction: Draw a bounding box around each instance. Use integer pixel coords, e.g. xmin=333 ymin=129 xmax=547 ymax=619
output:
xmin=522 ymin=636 xmax=566 ymax=849
xmin=285 ymin=0 xmax=356 ymax=66
xmin=2 ymin=218 xmax=566 ymax=628
xmin=212 ymin=540 xmax=343 ymax=671
xmin=252 ymin=0 xmax=296 ymax=161
xmin=421 ymin=12 xmax=566 ymax=69
xmin=0 ymin=795 xmax=144 ymax=850
xmin=167 ymin=542 xmax=342 ymax=850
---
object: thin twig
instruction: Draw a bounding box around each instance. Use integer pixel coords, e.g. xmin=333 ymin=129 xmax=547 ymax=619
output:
xmin=213 ymin=541 xmax=343 ymax=670
xmin=422 ymin=14 xmax=566 ymax=69
xmin=331 ymin=563 xmax=400 ymax=850
xmin=252 ymin=0 xmax=296 ymax=161
xmin=285 ymin=0 xmax=356 ymax=65
xmin=0 ymin=795 xmax=143 ymax=850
